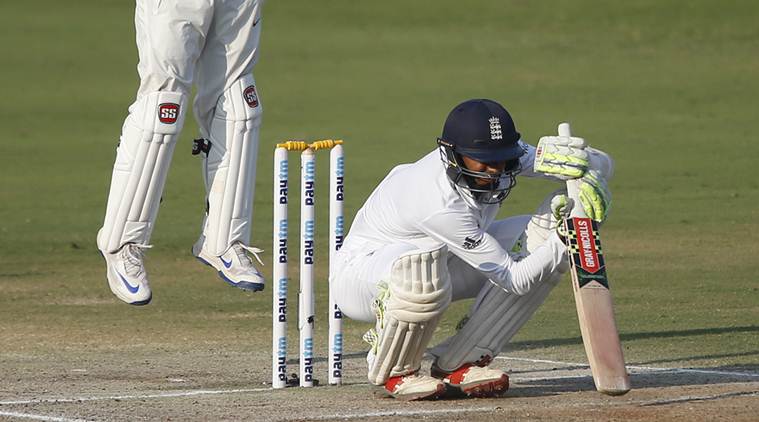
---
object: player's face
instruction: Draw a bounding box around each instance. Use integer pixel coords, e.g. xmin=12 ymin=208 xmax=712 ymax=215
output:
xmin=460 ymin=156 xmax=507 ymax=186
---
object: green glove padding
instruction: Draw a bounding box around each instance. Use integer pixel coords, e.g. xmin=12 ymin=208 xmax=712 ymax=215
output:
xmin=534 ymin=135 xmax=589 ymax=180
xmin=578 ymin=169 xmax=611 ymax=223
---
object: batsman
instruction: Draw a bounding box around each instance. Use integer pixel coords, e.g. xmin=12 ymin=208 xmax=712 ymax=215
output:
xmin=97 ymin=0 xmax=267 ymax=305
xmin=331 ymin=99 xmax=614 ymax=399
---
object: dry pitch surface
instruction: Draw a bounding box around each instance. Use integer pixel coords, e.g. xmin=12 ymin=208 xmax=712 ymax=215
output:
xmin=1 ymin=344 xmax=757 ymax=421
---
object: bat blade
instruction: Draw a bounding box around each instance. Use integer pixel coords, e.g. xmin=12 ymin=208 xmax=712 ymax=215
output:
xmin=560 ymin=121 xmax=629 ymax=396
xmin=565 ymin=216 xmax=630 ymax=395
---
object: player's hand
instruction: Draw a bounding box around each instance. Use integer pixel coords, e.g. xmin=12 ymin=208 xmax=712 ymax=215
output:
xmin=534 ymin=134 xmax=589 ymax=180
xmin=551 ymin=194 xmax=572 ymax=242
xmin=550 ymin=193 xmax=573 ymax=220
xmin=578 ymin=169 xmax=611 ymax=223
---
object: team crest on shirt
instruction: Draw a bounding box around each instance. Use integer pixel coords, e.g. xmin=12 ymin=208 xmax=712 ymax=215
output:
xmin=489 ymin=117 xmax=502 ymax=141
xmin=243 ymin=85 xmax=259 ymax=108
xmin=463 ymin=234 xmax=484 ymax=250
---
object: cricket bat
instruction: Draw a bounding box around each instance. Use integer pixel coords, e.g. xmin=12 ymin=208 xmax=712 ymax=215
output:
xmin=560 ymin=122 xmax=631 ymax=396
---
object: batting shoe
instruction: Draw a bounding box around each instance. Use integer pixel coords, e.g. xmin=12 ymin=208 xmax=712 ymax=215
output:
xmin=192 ymin=239 xmax=265 ymax=292
xmin=431 ymin=363 xmax=509 ymax=398
xmin=100 ymin=243 xmax=153 ymax=306
xmin=384 ymin=373 xmax=446 ymax=401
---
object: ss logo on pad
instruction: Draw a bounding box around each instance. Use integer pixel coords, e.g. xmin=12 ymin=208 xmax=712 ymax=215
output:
xmin=158 ymin=103 xmax=180 ymax=124
xmin=243 ymin=86 xmax=259 ymax=108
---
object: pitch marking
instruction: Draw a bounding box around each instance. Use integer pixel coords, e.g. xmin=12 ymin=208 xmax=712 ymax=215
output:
xmin=497 ymin=356 xmax=759 ymax=378
xmin=279 ymin=406 xmax=502 ymax=421
xmin=1 ymin=357 xmax=755 ymax=408
xmin=0 ymin=410 xmax=87 ymax=422
xmin=0 ymin=387 xmax=271 ymax=406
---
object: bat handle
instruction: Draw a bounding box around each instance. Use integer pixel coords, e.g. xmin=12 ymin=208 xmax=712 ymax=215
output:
xmin=558 ymin=122 xmax=587 ymax=219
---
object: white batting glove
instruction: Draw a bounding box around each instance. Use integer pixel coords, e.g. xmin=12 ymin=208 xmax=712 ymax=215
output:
xmin=534 ymin=135 xmax=589 ymax=180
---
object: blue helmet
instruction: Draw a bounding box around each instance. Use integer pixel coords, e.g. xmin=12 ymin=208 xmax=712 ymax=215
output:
xmin=437 ymin=99 xmax=525 ymax=204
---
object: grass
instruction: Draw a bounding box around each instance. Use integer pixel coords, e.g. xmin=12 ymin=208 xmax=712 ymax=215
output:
xmin=0 ymin=0 xmax=757 ymax=380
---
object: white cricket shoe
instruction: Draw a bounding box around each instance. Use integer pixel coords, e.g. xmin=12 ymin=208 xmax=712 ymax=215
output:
xmin=431 ymin=363 xmax=509 ymax=397
xmin=100 ymin=243 xmax=153 ymax=306
xmin=192 ymin=239 xmax=265 ymax=292
xmin=383 ymin=373 xmax=445 ymax=401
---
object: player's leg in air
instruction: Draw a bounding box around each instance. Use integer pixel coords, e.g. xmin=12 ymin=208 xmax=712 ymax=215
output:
xmin=97 ymin=1 xmax=213 ymax=305
xmin=428 ymin=190 xmax=571 ymax=395
xmin=190 ymin=0 xmax=266 ymax=291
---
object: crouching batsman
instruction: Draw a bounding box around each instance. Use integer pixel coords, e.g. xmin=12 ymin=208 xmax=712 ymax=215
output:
xmin=330 ymin=99 xmax=614 ymax=400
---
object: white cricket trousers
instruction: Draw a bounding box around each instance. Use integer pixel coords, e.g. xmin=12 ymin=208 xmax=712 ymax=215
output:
xmin=97 ymin=0 xmax=264 ymax=253
xmin=331 ymin=216 xmax=531 ymax=322
xmin=133 ymin=0 xmax=263 ymax=136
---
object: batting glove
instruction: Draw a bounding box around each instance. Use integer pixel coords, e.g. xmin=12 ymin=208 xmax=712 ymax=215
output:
xmin=551 ymin=194 xmax=572 ymax=242
xmin=534 ymin=135 xmax=589 ymax=180
xmin=578 ymin=169 xmax=611 ymax=223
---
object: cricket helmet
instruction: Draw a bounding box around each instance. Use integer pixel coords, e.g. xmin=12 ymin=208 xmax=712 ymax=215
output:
xmin=437 ymin=99 xmax=525 ymax=204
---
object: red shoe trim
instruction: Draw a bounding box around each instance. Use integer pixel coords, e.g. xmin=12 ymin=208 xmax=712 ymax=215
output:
xmin=447 ymin=363 xmax=473 ymax=385
xmin=384 ymin=375 xmax=405 ymax=393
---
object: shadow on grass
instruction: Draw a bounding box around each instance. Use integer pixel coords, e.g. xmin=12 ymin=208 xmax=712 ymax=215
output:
xmin=509 ymin=363 xmax=759 ymax=398
xmin=294 ymin=326 xmax=759 ymax=366
xmin=508 ymin=325 xmax=759 ymax=351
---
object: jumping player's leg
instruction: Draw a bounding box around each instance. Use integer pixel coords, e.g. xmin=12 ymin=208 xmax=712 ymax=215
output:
xmin=191 ymin=0 xmax=266 ymax=291
xmin=429 ymin=190 xmax=569 ymax=395
xmin=97 ymin=0 xmax=212 ymax=305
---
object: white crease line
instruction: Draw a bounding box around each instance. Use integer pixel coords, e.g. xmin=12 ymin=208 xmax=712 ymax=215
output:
xmin=515 ymin=374 xmax=592 ymax=382
xmin=278 ymin=406 xmax=501 ymax=421
xmin=0 ymin=387 xmax=271 ymax=406
xmin=497 ymin=356 xmax=759 ymax=378
xmin=637 ymin=390 xmax=759 ymax=406
xmin=0 ymin=410 xmax=87 ymax=422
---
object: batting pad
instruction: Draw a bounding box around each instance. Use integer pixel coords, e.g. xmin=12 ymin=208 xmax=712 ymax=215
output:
xmin=430 ymin=191 xmax=569 ymax=372
xmin=367 ymin=246 xmax=452 ymax=385
xmin=200 ymin=74 xmax=262 ymax=256
xmin=98 ymin=90 xmax=187 ymax=253
xmin=431 ymin=272 xmax=561 ymax=372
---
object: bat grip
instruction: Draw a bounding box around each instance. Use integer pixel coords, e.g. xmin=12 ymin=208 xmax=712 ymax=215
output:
xmin=559 ymin=122 xmax=587 ymax=219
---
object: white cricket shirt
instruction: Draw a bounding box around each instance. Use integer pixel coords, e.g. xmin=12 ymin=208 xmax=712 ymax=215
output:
xmin=342 ymin=143 xmax=567 ymax=295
